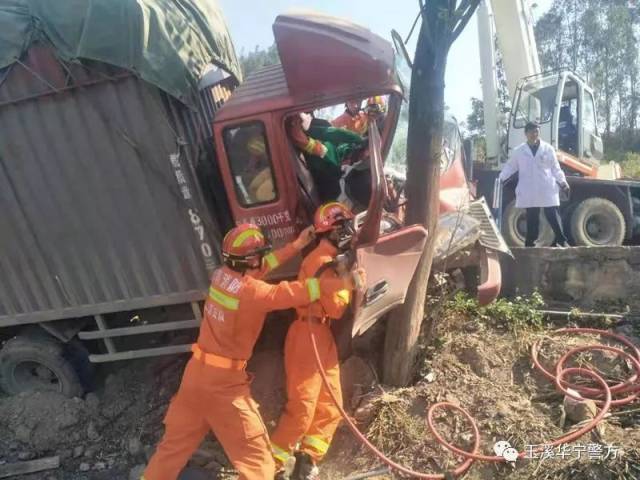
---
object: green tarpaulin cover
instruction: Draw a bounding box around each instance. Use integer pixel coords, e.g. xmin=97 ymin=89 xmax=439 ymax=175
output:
xmin=0 ymin=0 xmax=241 ymax=104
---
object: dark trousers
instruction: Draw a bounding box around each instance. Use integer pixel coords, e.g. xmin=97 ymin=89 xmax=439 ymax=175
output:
xmin=525 ymin=206 xmax=567 ymax=247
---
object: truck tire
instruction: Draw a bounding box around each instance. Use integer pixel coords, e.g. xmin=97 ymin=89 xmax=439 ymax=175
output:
xmin=561 ymin=202 xmax=579 ymax=245
xmin=0 ymin=335 xmax=85 ymax=397
xmin=502 ymin=201 xmax=554 ymax=247
xmin=570 ymin=198 xmax=625 ymax=246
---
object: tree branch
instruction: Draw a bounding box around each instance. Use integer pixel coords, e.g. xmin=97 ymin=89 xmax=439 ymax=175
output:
xmin=455 ymin=0 xmax=473 ymax=14
xmin=450 ymin=0 xmax=481 ymax=45
xmin=448 ymin=0 xmax=456 ymax=27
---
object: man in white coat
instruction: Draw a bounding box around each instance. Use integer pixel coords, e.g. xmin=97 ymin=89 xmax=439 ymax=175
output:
xmin=499 ymin=122 xmax=570 ymax=247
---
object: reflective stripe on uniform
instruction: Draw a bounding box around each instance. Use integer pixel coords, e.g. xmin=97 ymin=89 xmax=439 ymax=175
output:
xmin=302 ymin=435 xmax=329 ymax=454
xmin=304 ymin=138 xmax=327 ymax=157
xmin=271 ymin=443 xmax=291 ymax=463
xmin=264 ymin=252 xmax=279 ymax=270
xmin=319 ymin=201 xmax=343 ymax=218
xmin=209 ymin=286 xmax=239 ymax=310
xmin=232 ymin=228 xmax=264 ymax=247
xmin=306 ymin=278 xmax=321 ymax=302
xmin=335 ymin=289 xmax=350 ymax=304
xmin=304 ymin=138 xmax=319 ymax=154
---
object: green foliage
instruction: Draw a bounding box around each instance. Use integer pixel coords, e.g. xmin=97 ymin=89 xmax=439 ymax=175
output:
xmin=619 ymin=152 xmax=640 ymax=179
xmin=601 ymin=130 xmax=640 ymax=177
xmin=465 ymin=97 xmax=484 ymax=135
xmin=239 ymin=44 xmax=280 ymax=78
xmin=446 ymin=291 xmax=546 ymax=333
xmin=535 ymin=1 xmax=639 ymax=135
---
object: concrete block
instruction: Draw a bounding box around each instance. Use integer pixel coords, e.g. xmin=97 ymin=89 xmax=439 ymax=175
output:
xmin=500 ymin=247 xmax=640 ymax=309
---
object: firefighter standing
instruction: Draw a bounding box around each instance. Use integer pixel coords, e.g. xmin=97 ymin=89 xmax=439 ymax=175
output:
xmin=271 ymin=202 xmax=360 ymax=480
xmin=331 ymin=97 xmax=385 ymax=135
xmin=142 ymin=223 xmax=362 ymax=480
xmin=332 ymin=99 xmax=368 ymax=135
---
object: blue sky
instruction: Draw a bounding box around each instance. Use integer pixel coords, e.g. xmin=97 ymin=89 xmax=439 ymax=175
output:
xmin=219 ymin=0 xmax=552 ymax=122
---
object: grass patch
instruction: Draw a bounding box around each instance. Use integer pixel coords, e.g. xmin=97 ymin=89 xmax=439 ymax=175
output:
xmin=445 ymin=291 xmax=546 ymax=334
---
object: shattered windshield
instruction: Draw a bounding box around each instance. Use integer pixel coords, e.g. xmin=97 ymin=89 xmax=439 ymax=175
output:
xmin=386 ymin=39 xmax=412 ymax=179
xmin=386 ymin=33 xmax=458 ymax=180
xmin=387 ymin=108 xmax=459 ymax=180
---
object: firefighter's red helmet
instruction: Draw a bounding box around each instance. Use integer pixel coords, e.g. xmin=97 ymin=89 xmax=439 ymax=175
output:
xmin=222 ymin=224 xmax=269 ymax=262
xmin=313 ymin=202 xmax=354 ymax=233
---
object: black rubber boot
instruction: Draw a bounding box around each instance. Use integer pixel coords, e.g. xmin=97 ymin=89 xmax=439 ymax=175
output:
xmin=290 ymin=452 xmax=319 ymax=480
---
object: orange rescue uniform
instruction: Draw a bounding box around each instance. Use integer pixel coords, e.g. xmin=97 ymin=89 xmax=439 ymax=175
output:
xmin=271 ymin=239 xmax=351 ymax=465
xmin=331 ymin=110 xmax=369 ymax=136
xmin=143 ymin=243 xmax=346 ymax=480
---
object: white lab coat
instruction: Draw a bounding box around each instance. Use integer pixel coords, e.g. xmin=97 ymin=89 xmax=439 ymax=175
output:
xmin=499 ymin=140 xmax=567 ymax=208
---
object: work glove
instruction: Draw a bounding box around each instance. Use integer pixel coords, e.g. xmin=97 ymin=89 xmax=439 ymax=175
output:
xmin=293 ymin=226 xmax=316 ymax=250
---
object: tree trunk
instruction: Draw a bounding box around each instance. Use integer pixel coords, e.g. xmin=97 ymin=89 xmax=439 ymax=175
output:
xmin=629 ymin=69 xmax=637 ymax=133
xmin=382 ymin=5 xmax=448 ymax=386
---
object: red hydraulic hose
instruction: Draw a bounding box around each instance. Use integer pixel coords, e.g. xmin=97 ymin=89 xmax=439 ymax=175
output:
xmin=428 ymin=367 xmax=612 ymax=462
xmin=307 ymin=319 xmax=639 ymax=478
xmin=306 ymin=318 xmax=480 ymax=479
xmin=531 ymin=328 xmax=640 ymax=397
xmin=555 ymin=345 xmax=640 ymax=405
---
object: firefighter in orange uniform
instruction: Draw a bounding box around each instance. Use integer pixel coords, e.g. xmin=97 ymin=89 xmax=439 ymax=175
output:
xmin=142 ymin=223 xmax=362 ymax=480
xmin=331 ymin=97 xmax=385 ymax=135
xmin=271 ymin=202 xmax=361 ymax=480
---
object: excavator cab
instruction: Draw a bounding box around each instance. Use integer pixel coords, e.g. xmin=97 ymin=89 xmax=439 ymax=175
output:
xmin=509 ymin=71 xmax=604 ymax=176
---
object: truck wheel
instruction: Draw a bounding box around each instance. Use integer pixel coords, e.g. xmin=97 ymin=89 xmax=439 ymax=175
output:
xmin=0 ymin=335 xmax=86 ymax=397
xmin=502 ymin=201 xmax=554 ymax=247
xmin=562 ymin=202 xmax=579 ymax=245
xmin=570 ymin=198 xmax=625 ymax=246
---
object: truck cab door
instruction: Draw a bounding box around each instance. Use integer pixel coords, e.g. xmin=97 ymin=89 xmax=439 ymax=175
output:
xmin=213 ymin=115 xmax=300 ymax=272
xmin=350 ymin=124 xmax=428 ymax=337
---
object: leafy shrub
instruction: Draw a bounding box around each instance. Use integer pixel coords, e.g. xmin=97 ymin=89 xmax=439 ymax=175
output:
xmin=446 ymin=291 xmax=546 ymax=333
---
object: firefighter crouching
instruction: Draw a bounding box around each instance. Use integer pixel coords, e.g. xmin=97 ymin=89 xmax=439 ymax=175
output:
xmin=142 ymin=223 xmax=365 ymax=480
xmin=272 ymin=202 xmax=362 ymax=480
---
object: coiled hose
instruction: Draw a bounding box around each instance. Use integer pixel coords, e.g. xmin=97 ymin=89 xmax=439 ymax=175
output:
xmin=307 ymin=319 xmax=640 ymax=478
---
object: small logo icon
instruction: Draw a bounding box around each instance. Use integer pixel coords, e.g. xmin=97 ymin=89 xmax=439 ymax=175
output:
xmin=494 ymin=440 xmax=518 ymax=462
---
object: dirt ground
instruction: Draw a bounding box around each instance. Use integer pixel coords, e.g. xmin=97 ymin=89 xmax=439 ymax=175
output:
xmin=0 ymin=303 xmax=638 ymax=480
xmin=322 ymin=308 xmax=640 ymax=480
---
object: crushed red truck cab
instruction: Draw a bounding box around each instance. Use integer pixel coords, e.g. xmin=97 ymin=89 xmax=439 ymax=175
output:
xmin=213 ymin=12 xmax=508 ymax=331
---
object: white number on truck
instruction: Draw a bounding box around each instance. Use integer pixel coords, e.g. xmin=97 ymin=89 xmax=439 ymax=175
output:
xmin=188 ymin=208 xmax=213 ymax=258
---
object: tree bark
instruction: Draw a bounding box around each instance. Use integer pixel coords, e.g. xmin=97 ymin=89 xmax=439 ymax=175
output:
xmin=382 ymin=1 xmax=449 ymax=386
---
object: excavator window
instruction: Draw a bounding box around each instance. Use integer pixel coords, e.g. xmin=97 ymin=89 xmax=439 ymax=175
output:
xmin=583 ymin=91 xmax=598 ymax=157
xmin=513 ymin=75 xmax=559 ymax=128
xmin=559 ymin=80 xmax=579 ymax=155
xmin=222 ymin=121 xmax=278 ymax=206
xmin=558 ymin=101 xmax=578 ymax=155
